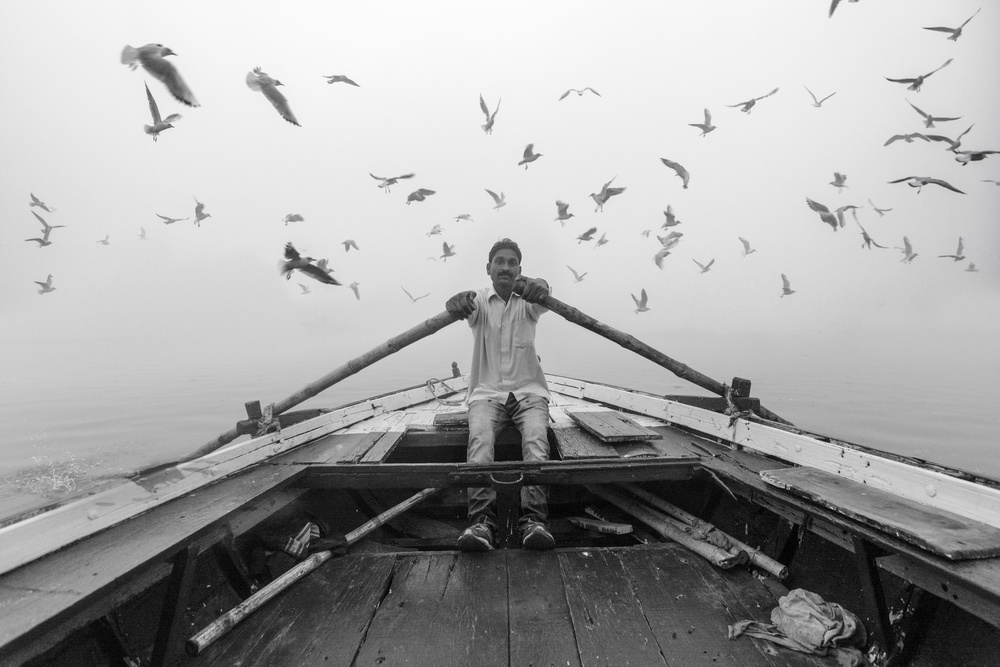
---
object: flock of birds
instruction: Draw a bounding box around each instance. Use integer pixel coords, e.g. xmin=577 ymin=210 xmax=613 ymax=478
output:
xmin=19 ymin=7 xmax=996 ymax=318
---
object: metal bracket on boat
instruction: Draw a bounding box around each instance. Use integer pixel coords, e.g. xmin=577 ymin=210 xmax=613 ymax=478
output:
xmin=235 ymin=401 xmax=328 ymax=437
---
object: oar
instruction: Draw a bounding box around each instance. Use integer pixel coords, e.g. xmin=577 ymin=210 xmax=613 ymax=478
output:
xmin=513 ymin=282 xmax=790 ymax=425
xmin=182 ymin=310 xmax=461 ymax=462
xmin=186 ymin=487 xmax=440 ymax=656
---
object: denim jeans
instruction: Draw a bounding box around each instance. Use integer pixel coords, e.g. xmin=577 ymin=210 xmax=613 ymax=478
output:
xmin=467 ymin=393 xmax=550 ymax=529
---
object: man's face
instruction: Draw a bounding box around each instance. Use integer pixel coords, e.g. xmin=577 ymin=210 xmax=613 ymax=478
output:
xmin=487 ymin=248 xmax=521 ymax=289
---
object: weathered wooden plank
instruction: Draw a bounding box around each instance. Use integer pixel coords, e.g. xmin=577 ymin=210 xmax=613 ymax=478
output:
xmin=192 ymin=554 xmax=395 ymax=666
xmin=355 ymin=553 xmax=509 ymax=666
xmin=761 ymin=467 xmax=1000 ymax=560
xmin=433 ymin=411 xmax=469 ymax=429
xmin=567 ymin=409 xmax=662 ymax=442
xmin=506 ymin=550 xmax=582 ymax=667
xmin=358 ymin=431 xmax=407 ymax=463
xmin=614 ymin=441 xmax=664 ymax=458
xmin=878 ymin=554 xmax=1000 ymax=629
xmin=0 ymin=464 xmax=305 ymax=660
xmin=559 ymin=549 xmax=667 ymax=666
xmin=547 ymin=374 xmax=1000 ymax=531
xmin=552 ymin=426 xmax=620 ymax=459
xmin=616 ymin=545 xmax=788 ymax=666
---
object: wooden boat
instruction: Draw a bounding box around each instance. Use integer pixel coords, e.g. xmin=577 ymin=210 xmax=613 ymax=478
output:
xmin=2 ymin=294 xmax=999 ymax=667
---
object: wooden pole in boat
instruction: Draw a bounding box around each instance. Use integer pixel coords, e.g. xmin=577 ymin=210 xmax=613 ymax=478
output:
xmin=513 ymin=282 xmax=791 ymax=425
xmin=587 ymin=485 xmax=746 ymax=569
xmin=183 ymin=310 xmax=461 ymax=462
xmin=186 ymin=487 xmax=440 ymax=656
xmin=620 ymin=483 xmax=789 ymax=579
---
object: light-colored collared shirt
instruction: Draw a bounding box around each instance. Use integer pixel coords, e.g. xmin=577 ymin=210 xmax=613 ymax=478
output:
xmin=465 ymin=285 xmax=550 ymax=404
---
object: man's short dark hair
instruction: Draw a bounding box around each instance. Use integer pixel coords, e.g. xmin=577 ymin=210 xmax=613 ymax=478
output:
xmin=488 ymin=238 xmax=522 ymax=264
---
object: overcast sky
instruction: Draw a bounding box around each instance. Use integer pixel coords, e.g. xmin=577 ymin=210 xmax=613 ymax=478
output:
xmin=2 ymin=0 xmax=998 ymax=379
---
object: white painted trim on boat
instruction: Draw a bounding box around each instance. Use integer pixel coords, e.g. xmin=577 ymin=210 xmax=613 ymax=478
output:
xmin=546 ymin=374 xmax=1000 ymax=530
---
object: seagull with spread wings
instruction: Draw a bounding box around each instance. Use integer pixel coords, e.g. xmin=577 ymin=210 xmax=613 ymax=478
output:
xmin=406 ymin=188 xmax=436 ymax=204
xmin=632 ymin=289 xmax=650 ymax=313
xmin=440 ymin=242 xmax=456 ymax=261
xmin=577 ymin=227 xmax=597 ymax=243
xmin=739 ymin=237 xmax=756 ymax=256
xmin=828 ymin=0 xmax=859 ymax=19
xmin=830 ymin=172 xmax=848 ymax=191
xmin=298 ymin=283 xmax=311 ymax=295
xmin=566 ymin=266 xmax=587 ymax=283
xmin=479 ymin=94 xmax=500 ymax=134
xmin=804 ymin=86 xmax=836 ymax=107
xmin=857 ymin=222 xmax=887 ymax=250
xmin=907 ymin=100 xmax=961 ymax=128
xmin=157 ymin=213 xmax=188 ymax=225
xmin=24 ymin=229 xmax=53 ymax=247
xmin=32 ymin=211 xmax=66 ymax=236
xmin=342 ymin=239 xmax=359 ymax=252
xmin=349 ymin=282 xmax=361 ymax=300
xmin=29 ymin=193 xmax=52 ymax=212
xmin=35 ymin=274 xmax=56 ymax=294
xmin=247 ymin=67 xmax=300 ymax=126
xmin=888 ymin=176 xmax=965 ymax=194
xmin=689 ymin=108 xmax=716 ymax=136
xmin=662 ymin=205 xmax=682 ymax=228
xmin=518 ymin=144 xmax=542 ymax=169
xmin=323 ymin=74 xmax=360 ymax=86
xmin=589 ymin=177 xmax=626 ymax=211
xmin=660 ymin=159 xmax=690 ymax=189
xmin=867 ymin=199 xmax=892 ymax=216
xmin=938 ymin=237 xmax=965 ymax=261
xmin=559 ymin=87 xmax=600 ymax=100
xmin=727 ymin=87 xmax=779 ymax=113
xmin=280 ymin=242 xmax=340 ymax=285
xmin=401 ymin=286 xmax=429 ymax=304
xmin=143 ymin=82 xmax=181 ymax=141
xmin=923 ymin=8 xmax=981 ymax=41
xmin=283 ymin=213 xmax=304 ymax=225
xmin=121 ymin=43 xmax=199 ymax=107
xmin=426 ymin=224 xmax=444 ymax=237
xmin=885 ymin=58 xmax=952 ymax=92
xmin=693 ymin=258 xmax=715 ymax=274
xmin=370 ymin=172 xmax=414 ymax=193
xmin=805 ymin=198 xmax=840 ymax=231
xmin=193 ymin=198 xmax=211 ymax=226
xmin=554 ymin=201 xmax=574 ymax=225
xmin=97 ymin=235 xmax=110 ymax=246
xmin=485 ymin=189 xmax=507 ymax=210
xmin=780 ymin=274 xmax=795 ymax=297
xmin=898 ymin=236 xmax=918 ymax=263
xmin=884 ymin=132 xmax=930 ymax=146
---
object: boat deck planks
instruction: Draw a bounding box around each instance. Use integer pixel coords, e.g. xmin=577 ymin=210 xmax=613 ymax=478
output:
xmin=761 ymin=467 xmax=1000 ymax=560
xmin=566 ymin=409 xmax=663 ymax=443
xmin=195 ymin=544 xmax=819 ymax=666
xmin=551 ymin=424 xmax=621 ymax=459
xmin=195 ymin=555 xmax=395 ymax=666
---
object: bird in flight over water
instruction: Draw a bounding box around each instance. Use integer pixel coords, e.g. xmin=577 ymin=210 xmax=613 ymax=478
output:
xmin=246 ymin=67 xmax=300 ymax=126
xmin=121 ymin=43 xmax=199 ymax=106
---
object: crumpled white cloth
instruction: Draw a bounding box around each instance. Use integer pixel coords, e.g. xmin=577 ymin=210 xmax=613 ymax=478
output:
xmin=729 ymin=588 xmax=867 ymax=666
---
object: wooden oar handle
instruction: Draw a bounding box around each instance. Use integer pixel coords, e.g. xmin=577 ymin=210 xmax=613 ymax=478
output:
xmin=512 ymin=284 xmax=789 ymax=425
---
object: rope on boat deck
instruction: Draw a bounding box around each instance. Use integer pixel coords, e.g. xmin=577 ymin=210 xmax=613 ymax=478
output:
xmin=254 ymin=403 xmax=280 ymax=437
xmin=722 ymin=383 xmax=755 ymax=427
xmin=425 ymin=377 xmax=465 ymax=406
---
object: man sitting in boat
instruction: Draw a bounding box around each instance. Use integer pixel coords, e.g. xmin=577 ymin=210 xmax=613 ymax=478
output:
xmin=445 ymin=238 xmax=555 ymax=551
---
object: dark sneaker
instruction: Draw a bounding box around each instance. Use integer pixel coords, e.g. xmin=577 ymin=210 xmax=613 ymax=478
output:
xmin=521 ymin=521 xmax=555 ymax=551
xmin=457 ymin=522 xmax=494 ymax=552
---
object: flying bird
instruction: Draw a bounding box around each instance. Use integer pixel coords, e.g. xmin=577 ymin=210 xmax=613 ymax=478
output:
xmin=121 ymin=43 xmax=199 ymax=106
xmin=281 ymin=242 xmax=340 ymax=285
xmin=143 ymin=82 xmax=181 ymax=141
xmin=836 ymin=204 xmax=861 ymax=228
xmin=440 ymin=242 xmax=456 ymax=261
xmin=193 ymin=199 xmax=211 ymax=226
xmin=485 ymin=189 xmax=506 ymax=210
xmin=662 ymin=205 xmax=681 ymax=228
xmin=559 ymin=87 xmax=600 ymax=100
xmin=780 ymin=274 xmax=795 ymax=297
xmin=654 ymin=232 xmax=683 ymax=268
xmin=426 ymin=224 xmax=444 ymax=236
xmin=884 ymin=132 xmax=930 ymax=146
xmin=594 ymin=232 xmax=608 ymax=249
xmin=828 ymin=0 xmax=859 ymax=18
xmin=454 ymin=214 xmax=474 ymax=222
xmin=726 ymin=87 xmax=779 ymax=113
xmin=282 ymin=213 xmax=304 ymax=225
xmin=401 ymin=286 xmax=429 ymax=303
xmin=631 ymin=289 xmax=650 ymax=313
xmin=907 ymin=100 xmax=961 ymax=128
xmin=806 ymin=198 xmax=840 ymax=231
xmin=348 ymin=282 xmax=361 ymax=300
xmin=938 ymin=237 xmax=965 ymax=261
xmin=830 ymin=172 xmax=848 ymax=191
xmin=923 ymin=8 xmax=981 ymax=41
xmin=32 ymin=211 xmax=65 ymax=236
xmin=857 ymin=222 xmax=887 ymax=249
xmin=24 ymin=230 xmax=53 ymax=247
xmin=589 ymin=176 xmax=626 ymax=211
xmin=982 ymin=180 xmax=1000 ymax=187
xmin=660 ymin=158 xmax=690 ymax=189
xmin=577 ymin=227 xmax=597 ymax=243
xmin=925 ymin=124 xmax=974 ymax=152
xmin=965 ymin=263 xmax=979 ymax=273
xmin=342 ymin=239 xmax=359 ymax=252
xmin=693 ymin=258 xmax=715 ymax=274
xmin=954 ymin=150 xmax=1000 ymax=166
xmin=566 ymin=266 xmax=587 ymax=283
xmin=298 ymin=283 xmax=311 ymax=295
xmin=738 ymin=237 xmax=756 ymax=256
xmin=406 ymin=188 xmax=436 ymax=204
xmin=157 ymin=213 xmax=188 ymax=225
xmin=898 ymin=236 xmax=918 ymax=263
xmin=35 ymin=274 xmax=56 ymax=294
xmin=888 ymin=176 xmax=965 ymax=194
xmin=518 ymin=144 xmax=542 ymax=169
xmin=885 ymin=59 xmax=953 ymax=92
xmin=689 ymin=108 xmax=716 ymax=136
xmin=479 ymin=94 xmax=500 ymax=134
xmin=370 ymin=172 xmax=414 ymax=193
xmin=804 ymin=86 xmax=836 ymax=107
xmin=96 ymin=235 xmax=110 ymax=245
xmin=867 ymin=199 xmax=892 ymax=216
xmin=138 ymin=227 xmax=148 ymax=240
xmin=323 ymin=74 xmax=359 ymax=86
xmin=554 ymin=201 xmax=574 ymax=225
xmin=29 ymin=193 xmax=52 ymax=212
xmin=246 ymin=67 xmax=300 ymax=126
